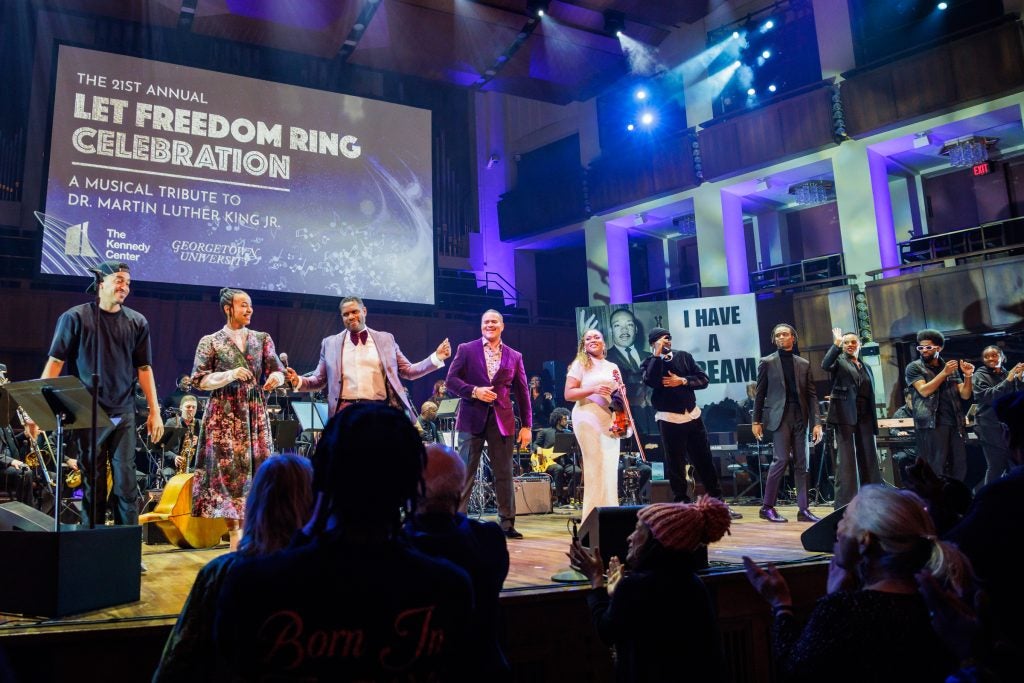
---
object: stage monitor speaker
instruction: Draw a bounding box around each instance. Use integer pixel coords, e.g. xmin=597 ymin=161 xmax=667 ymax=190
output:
xmin=800 ymin=504 xmax=847 ymax=553
xmin=514 ymin=477 xmax=552 ymax=514
xmin=0 ymin=524 xmax=141 ymax=617
xmin=577 ymin=504 xmax=707 ymax=570
xmin=578 ymin=505 xmax=642 ymax=569
xmin=0 ymin=501 xmax=53 ymax=531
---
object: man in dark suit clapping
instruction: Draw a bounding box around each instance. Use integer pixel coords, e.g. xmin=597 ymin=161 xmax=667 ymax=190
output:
xmin=822 ymin=328 xmax=880 ymax=508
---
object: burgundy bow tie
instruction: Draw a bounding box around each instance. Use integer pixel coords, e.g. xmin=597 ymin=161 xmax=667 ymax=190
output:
xmin=352 ymin=329 xmax=368 ymax=346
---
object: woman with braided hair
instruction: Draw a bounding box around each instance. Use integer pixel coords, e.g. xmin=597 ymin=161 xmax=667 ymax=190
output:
xmin=190 ymin=288 xmax=285 ymax=550
xmin=569 ymin=496 xmax=733 ymax=682
xmin=744 ymin=484 xmax=972 ymax=682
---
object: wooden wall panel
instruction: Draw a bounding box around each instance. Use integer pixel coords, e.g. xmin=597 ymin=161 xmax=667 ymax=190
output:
xmin=984 ymin=258 xmax=1024 ymax=328
xmin=700 ymin=83 xmax=834 ymax=181
xmin=865 ymin=278 xmax=926 ymax=342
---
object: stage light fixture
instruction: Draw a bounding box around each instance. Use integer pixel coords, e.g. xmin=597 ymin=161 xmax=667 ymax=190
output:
xmin=732 ymin=31 xmax=740 ymax=39
xmin=762 ymin=19 xmax=774 ymax=31
xmin=732 ymin=60 xmax=741 ymax=68
xmin=627 ymin=123 xmax=635 ymax=131
xmin=528 ymin=1 xmax=550 ymax=18
xmin=747 ymin=87 xmax=756 ymax=96
xmin=762 ymin=50 xmax=771 ymax=59
xmin=635 ymin=88 xmax=648 ymax=101
xmin=603 ymin=10 xmax=626 ymax=37
xmin=937 ymin=2 xmax=948 ymax=9
xmin=640 ymin=111 xmax=655 ymax=126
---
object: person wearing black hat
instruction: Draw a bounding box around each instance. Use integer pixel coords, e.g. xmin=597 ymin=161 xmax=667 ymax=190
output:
xmin=641 ymin=327 xmax=741 ymax=519
xmin=29 ymin=260 xmax=163 ymax=528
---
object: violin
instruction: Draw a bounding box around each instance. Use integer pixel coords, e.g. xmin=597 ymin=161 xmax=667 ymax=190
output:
xmin=609 ymin=369 xmax=648 ymax=462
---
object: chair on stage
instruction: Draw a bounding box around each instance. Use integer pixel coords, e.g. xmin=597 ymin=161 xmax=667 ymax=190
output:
xmin=726 ymin=424 xmax=769 ymax=503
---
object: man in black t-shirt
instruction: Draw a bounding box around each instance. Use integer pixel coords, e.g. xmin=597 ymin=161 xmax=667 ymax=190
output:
xmin=29 ymin=261 xmax=163 ymax=527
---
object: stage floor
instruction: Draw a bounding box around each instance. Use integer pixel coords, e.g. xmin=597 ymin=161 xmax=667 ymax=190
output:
xmin=0 ymin=502 xmax=833 ymax=637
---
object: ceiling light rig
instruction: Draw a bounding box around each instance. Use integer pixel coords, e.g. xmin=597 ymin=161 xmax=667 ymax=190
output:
xmin=336 ymin=0 xmax=384 ymax=61
xmin=473 ymin=4 xmax=548 ymax=90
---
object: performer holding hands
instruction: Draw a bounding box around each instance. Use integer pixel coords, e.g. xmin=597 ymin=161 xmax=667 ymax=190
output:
xmin=191 ymin=288 xmax=284 ymax=550
xmin=563 ymin=328 xmax=621 ymax=522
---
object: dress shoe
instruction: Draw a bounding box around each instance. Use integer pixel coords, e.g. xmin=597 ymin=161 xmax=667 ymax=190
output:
xmin=727 ymin=506 xmax=743 ymax=520
xmin=503 ymin=527 xmax=524 ymax=540
xmin=758 ymin=506 xmax=788 ymax=523
xmin=797 ymin=509 xmax=821 ymax=523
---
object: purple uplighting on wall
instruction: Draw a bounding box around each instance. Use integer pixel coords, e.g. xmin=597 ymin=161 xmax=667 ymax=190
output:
xmin=721 ymin=191 xmax=749 ymax=294
xmin=606 ymin=224 xmax=632 ymax=304
xmin=868 ymin=149 xmax=899 ymax=273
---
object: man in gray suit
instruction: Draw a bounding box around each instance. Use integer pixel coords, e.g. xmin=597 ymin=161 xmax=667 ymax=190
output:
xmin=286 ymin=296 xmax=450 ymax=419
xmin=751 ymin=323 xmax=823 ymax=523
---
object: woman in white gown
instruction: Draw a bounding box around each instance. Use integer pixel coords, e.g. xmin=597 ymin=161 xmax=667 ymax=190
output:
xmin=564 ymin=329 xmax=622 ymax=522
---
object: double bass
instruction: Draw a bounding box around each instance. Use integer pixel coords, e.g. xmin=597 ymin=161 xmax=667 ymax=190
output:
xmin=139 ymin=430 xmax=225 ymax=548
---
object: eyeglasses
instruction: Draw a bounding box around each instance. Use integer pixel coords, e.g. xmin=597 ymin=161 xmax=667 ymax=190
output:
xmin=916 ymin=345 xmax=940 ymax=351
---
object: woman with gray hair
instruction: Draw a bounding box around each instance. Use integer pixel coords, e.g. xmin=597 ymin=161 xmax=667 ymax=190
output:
xmin=744 ymin=484 xmax=972 ymax=682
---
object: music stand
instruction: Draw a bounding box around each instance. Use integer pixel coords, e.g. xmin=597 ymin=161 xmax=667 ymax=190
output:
xmin=0 ymin=377 xmax=111 ymax=532
xmin=291 ymin=401 xmax=327 ymax=432
xmin=553 ymin=432 xmax=582 ymax=504
xmin=735 ymin=423 xmax=766 ymax=502
xmin=436 ymin=398 xmax=460 ymax=450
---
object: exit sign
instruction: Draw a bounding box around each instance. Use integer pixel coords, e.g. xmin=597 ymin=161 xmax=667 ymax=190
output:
xmin=973 ymin=162 xmax=991 ymax=176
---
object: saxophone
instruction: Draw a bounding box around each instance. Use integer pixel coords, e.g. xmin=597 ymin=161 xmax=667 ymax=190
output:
xmin=178 ymin=420 xmax=197 ymax=473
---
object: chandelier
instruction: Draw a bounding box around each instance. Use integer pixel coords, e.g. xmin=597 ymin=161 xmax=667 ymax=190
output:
xmin=941 ymin=136 xmax=995 ymax=168
xmin=788 ymin=180 xmax=834 ymax=206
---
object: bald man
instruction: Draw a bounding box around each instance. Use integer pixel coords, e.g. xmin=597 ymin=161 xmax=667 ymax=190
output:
xmin=405 ymin=444 xmax=510 ymax=678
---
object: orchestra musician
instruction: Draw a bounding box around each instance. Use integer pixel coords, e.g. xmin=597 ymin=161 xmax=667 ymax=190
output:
xmin=531 ymin=407 xmax=580 ymax=506
xmin=162 ymin=395 xmax=201 ymax=478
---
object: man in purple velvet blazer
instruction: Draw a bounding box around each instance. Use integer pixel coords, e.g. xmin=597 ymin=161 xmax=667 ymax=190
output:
xmin=286 ymin=296 xmax=450 ymax=419
xmin=446 ymin=309 xmax=532 ymax=538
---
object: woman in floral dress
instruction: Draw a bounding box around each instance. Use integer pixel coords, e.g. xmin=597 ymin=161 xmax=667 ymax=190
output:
xmin=191 ymin=288 xmax=285 ymax=550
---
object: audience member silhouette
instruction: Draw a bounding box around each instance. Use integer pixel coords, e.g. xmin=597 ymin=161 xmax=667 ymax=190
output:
xmin=405 ymin=443 xmax=511 ymax=680
xmin=153 ymin=453 xmax=314 ymax=681
xmin=569 ymin=496 xmax=731 ymax=683
xmin=744 ymin=484 xmax=969 ymax=683
xmin=213 ymin=403 xmax=474 ymax=681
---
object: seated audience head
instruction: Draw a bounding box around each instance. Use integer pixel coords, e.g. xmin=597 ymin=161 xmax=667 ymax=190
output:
xmin=420 ymin=400 xmax=438 ymax=421
xmin=238 ymin=453 xmax=313 ymax=556
xmin=550 ymin=407 xmax=571 ymax=429
xmin=417 ymin=443 xmax=466 ymax=516
xmin=629 ymin=496 xmax=732 ymax=569
xmin=316 ymin=402 xmax=426 ymax=532
xmin=838 ymin=484 xmax=970 ymax=594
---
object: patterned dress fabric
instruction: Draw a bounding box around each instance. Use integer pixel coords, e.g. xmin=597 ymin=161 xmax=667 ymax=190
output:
xmin=190 ymin=329 xmax=282 ymax=519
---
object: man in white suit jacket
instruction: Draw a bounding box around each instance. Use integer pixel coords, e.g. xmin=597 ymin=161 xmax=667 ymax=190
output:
xmin=286 ymin=296 xmax=450 ymax=419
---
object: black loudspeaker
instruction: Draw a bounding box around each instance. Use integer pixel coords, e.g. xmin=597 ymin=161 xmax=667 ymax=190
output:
xmin=578 ymin=505 xmax=643 ymax=568
xmin=800 ymin=504 xmax=847 ymax=552
xmin=577 ymin=504 xmax=708 ymax=569
xmin=0 ymin=515 xmax=142 ymax=617
xmin=0 ymin=501 xmax=53 ymax=531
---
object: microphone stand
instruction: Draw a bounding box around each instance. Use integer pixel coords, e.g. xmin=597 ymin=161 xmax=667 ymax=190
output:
xmin=89 ymin=276 xmax=103 ymax=529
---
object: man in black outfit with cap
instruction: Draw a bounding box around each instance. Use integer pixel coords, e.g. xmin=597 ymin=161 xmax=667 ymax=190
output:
xmin=641 ymin=327 xmax=741 ymax=518
xmin=28 ymin=260 xmax=163 ymax=528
